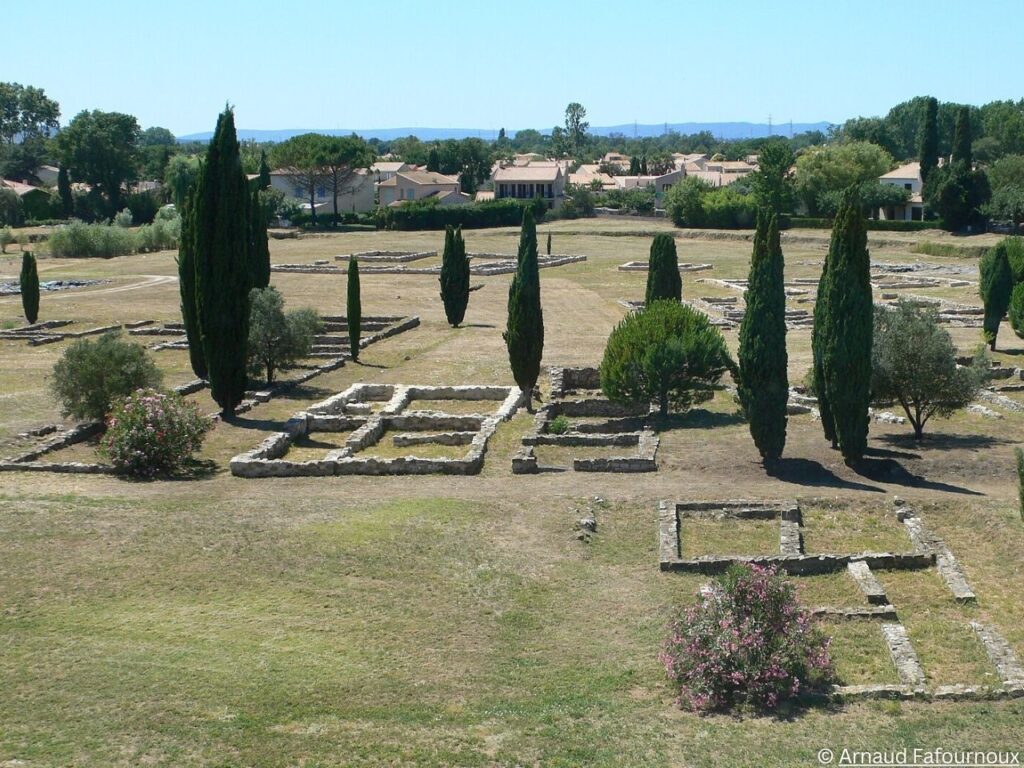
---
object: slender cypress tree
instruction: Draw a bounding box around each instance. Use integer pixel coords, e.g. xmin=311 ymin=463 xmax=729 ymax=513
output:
xmin=503 ymin=207 xmax=544 ymax=409
xmin=440 ymin=225 xmax=470 ymax=326
xmin=178 ymin=184 xmax=207 ymax=379
xmin=645 ymin=233 xmax=682 ymax=305
xmin=57 ymin=165 xmax=73 ymax=217
xmin=347 ymin=257 xmax=361 ymax=361
xmin=980 ymin=241 xmax=1013 ymax=350
xmin=952 ymin=106 xmax=973 ymax=167
xmin=193 ymin=107 xmax=252 ymax=417
xmin=257 ymin=150 xmax=271 ymax=190
xmin=546 ymin=232 xmax=551 ymax=255
xmin=814 ymin=187 xmax=873 ymax=464
xmin=249 ymin=187 xmax=271 ymax=289
xmin=629 ymin=156 xmax=640 ymax=175
xmin=811 ymin=239 xmax=836 ymax=448
xmin=20 ymin=252 xmax=39 ymax=324
xmin=919 ymin=97 xmax=939 ymax=184
xmin=427 ymin=146 xmax=440 ymax=173
xmin=738 ymin=209 xmax=788 ymax=466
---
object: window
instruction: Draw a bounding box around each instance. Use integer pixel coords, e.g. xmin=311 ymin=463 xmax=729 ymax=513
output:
xmin=295 ymin=186 xmax=305 ymax=198
xmin=317 ymin=186 xmax=328 ymax=199
xmin=904 ymin=183 xmax=912 ymax=191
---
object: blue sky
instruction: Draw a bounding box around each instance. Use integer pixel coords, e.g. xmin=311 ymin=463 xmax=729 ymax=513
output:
xmin=4 ymin=0 xmax=1020 ymax=136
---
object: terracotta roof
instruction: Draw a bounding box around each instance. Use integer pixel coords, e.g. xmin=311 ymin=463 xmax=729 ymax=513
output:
xmin=378 ymin=171 xmax=460 ymax=187
xmin=880 ymin=162 xmax=921 ymax=181
xmin=372 ymin=161 xmax=409 ymax=173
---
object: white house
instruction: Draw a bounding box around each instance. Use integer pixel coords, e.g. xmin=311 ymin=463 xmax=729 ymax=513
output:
xmin=377 ymin=171 xmax=465 ymax=207
xmin=877 ymin=162 xmax=924 ymax=222
xmin=268 ymin=168 xmax=375 ymax=214
xmin=371 ymin=161 xmax=411 ymax=183
xmin=492 ymin=165 xmax=566 ymax=209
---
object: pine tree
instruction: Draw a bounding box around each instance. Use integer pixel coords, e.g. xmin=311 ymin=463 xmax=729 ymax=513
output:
xmin=738 ymin=209 xmax=788 ymax=466
xmin=192 ymin=107 xmax=253 ymax=417
xmin=178 ymin=186 xmax=207 ymax=380
xmin=57 ymin=165 xmax=73 ymax=217
xmin=813 ymin=187 xmax=873 ymax=464
xmin=20 ymin=252 xmax=39 ymax=324
xmin=503 ymin=207 xmax=544 ymax=408
xmin=257 ymin=150 xmax=271 ymax=190
xmin=919 ymin=97 xmax=939 ymax=184
xmin=347 ymin=257 xmax=361 ymax=361
xmin=980 ymin=242 xmax=1013 ymax=350
xmin=249 ymin=187 xmax=271 ymax=289
xmin=427 ymin=146 xmax=440 ymax=173
xmin=439 ymin=225 xmax=470 ymax=327
xmin=645 ymin=233 xmax=682 ymax=305
xmin=952 ymin=106 xmax=973 ymax=167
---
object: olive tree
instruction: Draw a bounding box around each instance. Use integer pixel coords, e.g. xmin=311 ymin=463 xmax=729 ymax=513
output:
xmin=247 ymin=287 xmax=322 ymax=384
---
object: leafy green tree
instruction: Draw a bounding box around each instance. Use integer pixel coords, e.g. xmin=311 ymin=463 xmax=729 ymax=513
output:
xmin=177 ymin=187 xmax=206 ymax=380
xmin=664 ymin=176 xmax=712 ymax=227
xmin=55 ymin=110 xmax=141 ymax=217
xmin=645 ymin=233 xmax=682 ymax=304
xmin=257 ymin=150 xmax=271 ymax=190
xmin=347 ymin=257 xmax=361 ymax=360
xmin=748 ymin=138 xmax=795 ymax=214
xmin=813 ymin=187 xmax=873 ymax=463
xmin=247 ymin=287 xmax=322 ymax=383
xmin=925 ymin=162 xmax=990 ymax=231
xmin=980 ymin=241 xmax=1014 ymax=349
xmin=164 ymin=154 xmax=200 ymax=210
xmin=0 ymin=82 xmax=60 ymax=144
xmin=20 ymin=252 xmax=39 ymax=324
xmin=271 ymin=133 xmax=326 ymax=225
xmin=503 ymin=207 xmax=544 ymax=408
xmin=57 ymin=165 xmax=73 ymax=217
xmin=793 ymin=141 xmax=893 ymax=216
xmin=50 ymin=333 xmax=163 ymax=421
xmin=919 ymin=97 xmax=939 ymax=183
xmin=250 ymin=187 xmax=271 ymax=289
xmin=439 ymin=225 xmax=470 ymax=327
xmin=315 ymin=134 xmax=374 ymax=225
xmin=600 ymin=300 xmax=732 ymax=417
xmin=738 ymin=209 xmax=788 ymax=465
xmin=872 ymin=300 xmax=989 ymax=439
xmin=565 ymin=102 xmax=589 ymax=157
xmin=192 ymin=108 xmax=252 ymax=417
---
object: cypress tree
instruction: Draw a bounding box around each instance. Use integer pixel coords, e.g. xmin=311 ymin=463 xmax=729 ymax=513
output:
xmin=980 ymin=242 xmax=1013 ymax=350
xmin=249 ymin=187 xmax=271 ymax=289
xmin=645 ymin=233 xmax=682 ymax=305
xmin=813 ymin=187 xmax=873 ymax=464
xmin=738 ymin=209 xmax=788 ymax=466
xmin=629 ymin=156 xmax=640 ymax=175
xmin=952 ymin=106 xmax=973 ymax=167
xmin=257 ymin=150 xmax=271 ymax=190
xmin=193 ymin=107 xmax=252 ymax=417
xmin=503 ymin=207 xmax=544 ymax=409
xmin=811 ymin=238 xmax=837 ymax=448
xmin=546 ymin=232 xmax=552 ymax=255
xmin=178 ymin=184 xmax=207 ymax=379
xmin=57 ymin=165 xmax=73 ymax=217
xmin=919 ymin=97 xmax=939 ymax=184
xmin=20 ymin=252 xmax=39 ymax=324
xmin=347 ymin=257 xmax=361 ymax=361
xmin=439 ymin=224 xmax=470 ymax=327
xmin=640 ymin=156 xmax=648 ymax=175
xmin=427 ymin=146 xmax=440 ymax=173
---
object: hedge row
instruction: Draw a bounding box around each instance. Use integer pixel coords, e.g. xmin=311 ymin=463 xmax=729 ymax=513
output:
xmin=787 ymin=217 xmax=944 ymax=232
xmin=378 ymin=198 xmax=547 ymax=231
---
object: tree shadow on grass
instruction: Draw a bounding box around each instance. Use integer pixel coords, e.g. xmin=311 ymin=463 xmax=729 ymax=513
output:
xmin=653 ymin=408 xmax=746 ymax=432
xmin=461 ymin=323 xmax=497 ymax=329
xmin=353 ymin=359 xmax=388 ymax=369
xmin=223 ymin=415 xmax=284 ymax=432
xmin=768 ymin=457 xmax=885 ymax=493
xmin=876 ymin=431 xmax=1008 ymax=452
xmin=851 ymin=457 xmax=985 ymax=496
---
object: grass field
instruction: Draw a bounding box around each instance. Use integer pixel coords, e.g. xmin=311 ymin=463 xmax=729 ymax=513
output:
xmin=1 ymin=219 xmax=1023 ymax=766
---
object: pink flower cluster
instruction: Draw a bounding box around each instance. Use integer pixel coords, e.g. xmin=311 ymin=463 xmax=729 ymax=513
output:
xmin=101 ymin=388 xmax=212 ymax=478
xmin=660 ymin=564 xmax=834 ymax=713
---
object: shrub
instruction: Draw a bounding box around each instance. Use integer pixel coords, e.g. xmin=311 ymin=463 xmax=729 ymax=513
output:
xmin=0 ymin=226 xmax=13 ymax=253
xmin=125 ymin=190 xmax=161 ymax=224
xmin=600 ymin=300 xmax=733 ymax=416
xmin=46 ymin=215 xmax=180 ymax=258
xmin=379 ymin=197 xmax=546 ymax=231
xmin=701 ymin=187 xmax=757 ymax=229
xmin=664 ymin=176 xmax=712 ymax=227
xmin=660 ymin=563 xmax=835 ymax=713
xmin=113 ymin=208 xmax=134 ymax=228
xmin=101 ymin=388 xmax=212 ymax=478
xmin=0 ymin=188 xmax=23 ymax=226
xmin=247 ymin=287 xmax=322 ymax=383
xmin=548 ymin=414 xmax=570 ymax=434
xmin=50 ymin=333 xmax=163 ymax=421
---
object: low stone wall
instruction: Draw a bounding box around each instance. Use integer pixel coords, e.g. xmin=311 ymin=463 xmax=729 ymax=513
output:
xmin=5 ymin=421 xmax=104 ymax=463
xmin=274 ymin=256 xmax=587 ymax=277
xmin=392 ymin=431 xmax=475 ymax=447
xmin=548 ymin=366 xmax=601 ymax=397
xmin=335 ymin=250 xmax=436 ymax=262
xmin=617 ymin=261 xmax=713 ymax=273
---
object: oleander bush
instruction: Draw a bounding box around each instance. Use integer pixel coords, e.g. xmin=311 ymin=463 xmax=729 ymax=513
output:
xmin=661 ymin=563 xmax=835 ymax=713
xmin=101 ymin=388 xmax=212 ymax=478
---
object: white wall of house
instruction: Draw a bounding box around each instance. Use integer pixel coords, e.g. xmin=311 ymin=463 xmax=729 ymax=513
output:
xmin=269 ymin=172 xmax=375 ymax=213
xmin=378 ymin=177 xmax=461 ymax=207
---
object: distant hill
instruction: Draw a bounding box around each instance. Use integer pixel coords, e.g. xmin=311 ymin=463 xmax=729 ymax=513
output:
xmin=177 ymin=121 xmax=833 ymax=144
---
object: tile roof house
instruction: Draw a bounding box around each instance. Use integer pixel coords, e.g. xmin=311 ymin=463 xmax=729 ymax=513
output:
xmin=268 ymin=168 xmax=375 ymax=213
xmin=877 ymin=162 xmax=924 ymax=221
xmin=377 ymin=171 xmax=467 ymax=207
xmin=493 ymin=165 xmax=567 ymax=209
xmin=371 ymin=161 xmax=411 ymax=183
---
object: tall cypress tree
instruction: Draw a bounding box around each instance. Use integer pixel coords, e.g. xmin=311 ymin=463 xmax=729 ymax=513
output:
xmin=57 ymin=165 xmax=73 ymax=217
xmin=347 ymin=257 xmax=361 ymax=361
xmin=257 ymin=150 xmax=271 ymax=190
xmin=178 ymin=184 xmax=207 ymax=379
xmin=440 ymin=224 xmax=470 ymax=327
xmin=814 ymin=187 xmax=873 ymax=464
xmin=952 ymin=106 xmax=973 ymax=167
xmin=645 ymin=233 xmax=682 ymax=305
xmin=812 ymin=239 xmax=836 ymax=448
xmin=193 ymin=107 xmax=252 ymax=417
xmin=20 ymin=252 xmax=39 ymax=324
xmin=427 ymin=146 xmax=440 ymax=173
xmin=738 ymin=209 xmax=788 ymax=466
xmin=503 ymin=207 xmax=544 ymax=409
xmin=980 ymin=241 xmax=1013 ymax=350
xmin=546 ymin=232 xmax=552 ymax=255
xmin=249 ymin=187 xmax=271 ymax=289
xmin=919 ymin=97 xmax=939 ymax=184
